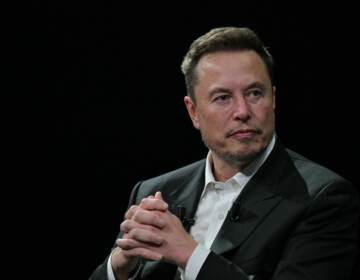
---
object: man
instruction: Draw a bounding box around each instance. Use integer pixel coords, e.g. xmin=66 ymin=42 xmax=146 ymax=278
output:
xmin=90 ymin=27 xmax=359 ymax=280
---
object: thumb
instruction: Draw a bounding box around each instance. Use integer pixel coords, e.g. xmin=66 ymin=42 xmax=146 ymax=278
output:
xmin=155 ymin=191 xmax=163 ymax=201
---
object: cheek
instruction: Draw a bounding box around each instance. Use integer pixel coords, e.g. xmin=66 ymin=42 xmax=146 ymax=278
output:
xmin=253 ymin=105 xmax=275 ymax=127
xmin=261 ymin=109 xmax=275 ymax=129
xmin=200 ymin=112 xmax=227 ymax=130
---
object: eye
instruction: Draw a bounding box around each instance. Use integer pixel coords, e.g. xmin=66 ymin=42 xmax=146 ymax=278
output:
xmin=213 ymin=94 xmax=231 ymax=103
xmin=246 ymin=89 xmax=264 ymax=101
xmin=248 ymin=89 xmax=263 ymax=96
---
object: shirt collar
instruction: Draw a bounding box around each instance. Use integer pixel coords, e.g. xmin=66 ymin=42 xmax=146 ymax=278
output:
xmin=203 ymin=134 xmax=276 ymax=196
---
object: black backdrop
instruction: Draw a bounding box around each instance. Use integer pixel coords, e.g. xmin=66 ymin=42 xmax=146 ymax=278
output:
xmin=31 ymin=2 xmax=360 ymax=278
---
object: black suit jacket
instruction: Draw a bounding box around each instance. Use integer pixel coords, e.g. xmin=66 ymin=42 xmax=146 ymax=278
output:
xmin=90 ymin=140 xmax=359 ymax=280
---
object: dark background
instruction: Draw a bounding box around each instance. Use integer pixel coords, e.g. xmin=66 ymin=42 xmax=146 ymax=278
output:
xmin=23 ymin=2 xmax=359 ymax=278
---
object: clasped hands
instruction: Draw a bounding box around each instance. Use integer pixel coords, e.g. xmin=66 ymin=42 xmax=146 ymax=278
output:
xmin=115 ymin=192 xmax=197 ymax=270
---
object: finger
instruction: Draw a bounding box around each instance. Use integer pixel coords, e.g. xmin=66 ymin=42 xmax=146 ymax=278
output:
xmin=132 ymin=209 xmax=165 ymax=228
xmin=120 ymin=219 xmax=135 ymax=234
xmin=118 ymin=226 xmax=164 ymax=245
xmin=116 ymin=238 xmax=162 ymax=250
xmin=116 ymin=238 xmax=142 ymax=250
xmin=120 ymin=219 xmax=162 ymax=235
xmin=129 ymin=228 xmax=164 ymax=245
xmin=139 ymin=197 xmax=168 ymax=211
xmin=121 ymin=247 xmax=162 ymax=261
xmin=155 ymin=191 xmax=163 ymax=200
xmin=116 ymin=238 xmax=138 ymax=249
xmin=124 ymin=205 xmax=139 ymax=220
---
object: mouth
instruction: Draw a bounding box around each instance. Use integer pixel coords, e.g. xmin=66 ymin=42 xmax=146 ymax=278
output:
xmin=226 ymin=128 xmax=261 ymax=140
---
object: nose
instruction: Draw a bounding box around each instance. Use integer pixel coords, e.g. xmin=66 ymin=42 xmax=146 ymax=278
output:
xmin=232 ymin=95 xmax=251 ymax=122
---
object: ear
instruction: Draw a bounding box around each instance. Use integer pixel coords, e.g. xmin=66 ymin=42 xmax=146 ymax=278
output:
xmin=184 ymin=96 xmax=200 ymax=129
xmin=272 ymin=86 xmax=276 ymax=110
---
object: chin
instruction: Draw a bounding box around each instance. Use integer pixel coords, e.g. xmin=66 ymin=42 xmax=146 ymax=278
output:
xmin=221 ymin=142 xmax=267 ymax=165
xmin=203 ymin=133 xmax=270 ymax=165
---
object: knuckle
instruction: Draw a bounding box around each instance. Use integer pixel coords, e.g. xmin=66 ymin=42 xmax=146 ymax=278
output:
xmin=153 ymin=214 xmax=165 ymax=227
xmin=147 ymin=225 xmax=156 ymax=233
xmin=123 ymin=240 xmax=134 ymax=250
xmin=120 ymin=220 xmax=130 ymax=232
xmin=125 ymin=205 xmax=137 ymax=218
xmin=133 ymin=209 xmax=142 ymax=221
xmin=130 ymin=228 xmax=141 ymax=239
xmin=151 ymin=215 xmax=160 ymax=226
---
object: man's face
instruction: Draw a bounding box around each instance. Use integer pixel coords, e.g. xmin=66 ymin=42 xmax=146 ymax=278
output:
xmin=184 ymin=50 xmax=276 ymax=166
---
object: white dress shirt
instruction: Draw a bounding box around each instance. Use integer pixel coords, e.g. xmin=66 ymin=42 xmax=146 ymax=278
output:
xmin=108 ymin=135 xmax=275 ymax=280
xmin=181 ymin=135 xmax=275 ymax=279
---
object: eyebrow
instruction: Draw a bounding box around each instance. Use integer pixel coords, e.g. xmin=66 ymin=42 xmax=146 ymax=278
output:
xmin=208 ymin=81 xmax=267 ymax=98
xmin=208 ymin=87 xmax=232 ymax=97
xmin=243 ymin=81 xmax=266 ymax=91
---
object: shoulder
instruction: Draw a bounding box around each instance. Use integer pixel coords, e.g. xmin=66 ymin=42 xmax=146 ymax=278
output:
xmin=285 ymin=148 xmax=355 ymax=198
xmin=287 ymin=149 xmax=344 ymax=181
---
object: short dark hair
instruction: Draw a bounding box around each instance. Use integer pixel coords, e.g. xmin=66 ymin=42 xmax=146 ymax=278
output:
xmin=181 ymin=27 xmax=274 ymax=102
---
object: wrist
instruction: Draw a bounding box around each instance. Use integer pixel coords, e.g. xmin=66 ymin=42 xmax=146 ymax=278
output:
xmin=177 ymin=239 xmax=198 ymax=269
xmin=111 ymin=248 xmax=139 ymax=277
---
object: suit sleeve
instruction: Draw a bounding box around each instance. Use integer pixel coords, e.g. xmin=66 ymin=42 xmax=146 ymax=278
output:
xmin=196 ymin=179 xmax=359 ymax=280
xmin=272 ymin=180 xmax=359 ymax=280
xmin=89 ymin=182 xmax=143 ymax=280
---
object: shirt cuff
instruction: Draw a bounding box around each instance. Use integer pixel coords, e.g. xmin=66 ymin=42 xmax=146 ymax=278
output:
xmin=107 ymin=251 xmax=116 ymax=280
xmin=184 ymin=244 xmax=210 ymax=280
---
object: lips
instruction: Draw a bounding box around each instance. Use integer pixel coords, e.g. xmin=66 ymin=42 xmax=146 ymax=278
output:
xmin=226 ymin=128 xmax=261 ymax=138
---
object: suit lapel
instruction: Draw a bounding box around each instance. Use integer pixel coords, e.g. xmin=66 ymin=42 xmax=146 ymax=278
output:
xmin=211 ymin=140 xmax=290 ymax=255
xmin=211 ymin=193 xmax=283 ymax=254
xmin=141 ymin=161 xmax=206 ymax=279
xmin=166 ymin=161 xmax=206 ymax=230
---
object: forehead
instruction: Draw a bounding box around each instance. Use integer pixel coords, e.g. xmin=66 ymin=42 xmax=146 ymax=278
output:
xmin=193 ymin=50 xmax=271 ymax=92
xmin=197 ymin=50 xmax=268 ymax=78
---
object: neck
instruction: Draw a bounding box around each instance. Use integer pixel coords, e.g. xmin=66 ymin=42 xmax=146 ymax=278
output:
xmin=210 ymin=153 xmax=251 ymax=182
